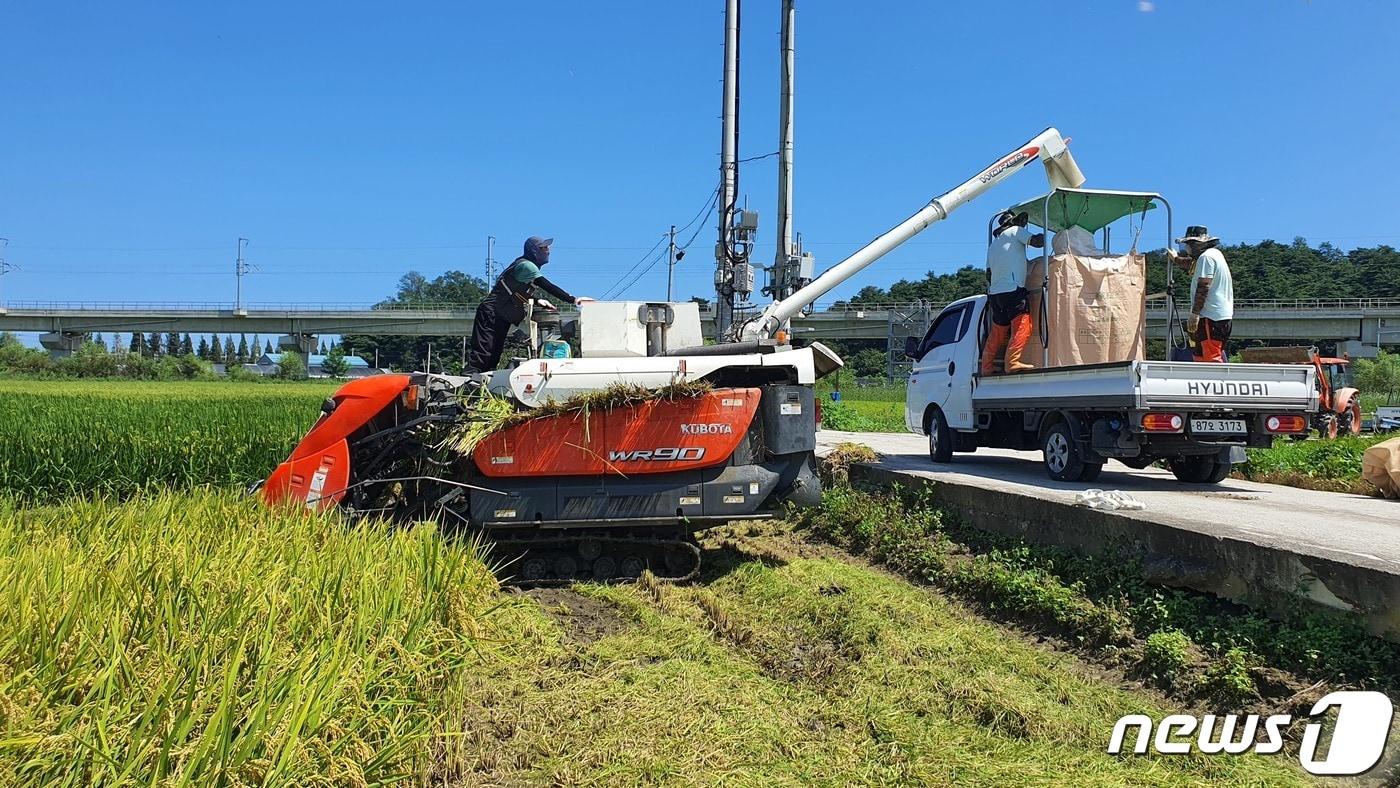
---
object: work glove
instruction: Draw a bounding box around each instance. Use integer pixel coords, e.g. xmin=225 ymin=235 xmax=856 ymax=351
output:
xmin=575 ymin=296 xmax=597 ymax=304
xmin=1166 ymin=248 xmax=1192 ymax=271
xmin=534 ymin=298 xmax=558 ymax=312
xmin=1187 ymin=313 xmax=1201 ymax=333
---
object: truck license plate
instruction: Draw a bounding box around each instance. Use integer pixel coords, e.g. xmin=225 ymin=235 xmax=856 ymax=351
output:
xmin=1191 ymin=418 xmax=1246 ymax=434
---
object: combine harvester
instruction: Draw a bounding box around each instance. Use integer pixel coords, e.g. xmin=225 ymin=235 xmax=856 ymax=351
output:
xmin=259 ymin=128 xmax=1088 ymax=584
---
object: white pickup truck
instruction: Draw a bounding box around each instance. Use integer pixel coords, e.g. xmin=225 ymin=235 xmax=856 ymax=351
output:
xmin=904 ymin=190 xmax=1319 ymax=484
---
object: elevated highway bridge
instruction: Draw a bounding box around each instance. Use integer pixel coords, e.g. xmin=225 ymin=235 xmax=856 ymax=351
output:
xmin=2 ymin=298 xmax=1396 ymax=357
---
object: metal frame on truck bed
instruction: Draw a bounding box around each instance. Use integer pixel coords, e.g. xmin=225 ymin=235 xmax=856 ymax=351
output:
xmin=987 ymin=187 xmax=1182 ymax=364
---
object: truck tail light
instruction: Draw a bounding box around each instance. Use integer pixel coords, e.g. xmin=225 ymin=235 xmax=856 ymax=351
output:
xmin=814 ymin=398 xmax=823 ymax=429
xmin=1264 ymin=414 xmax=1307 ymax=434
xmin=1141 ymin=412 xmax=1184 ymax=432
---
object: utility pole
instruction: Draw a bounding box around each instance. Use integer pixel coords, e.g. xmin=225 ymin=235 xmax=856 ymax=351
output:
xmin=666 ymin=225 xmax=677 ymax=301
xmin=485 ymin=235 xmax=496 ymax=284
xmin=774 ymin=0 xmax=795 ymax=277
xmin=234 ymin=238 xmax=250 ymax=313
xmin=0 ymin=238 xmax=13 ymax=310
xmin=714 ymin=0 xmax=740 ymax=340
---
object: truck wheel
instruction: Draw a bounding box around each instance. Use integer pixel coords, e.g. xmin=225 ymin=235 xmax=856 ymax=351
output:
xmin=1079 ymin=462 xmax=1104 ymax=483
xmin=1202 ymin=459 xmax=1231 ymax=483
xmin=1042 ymin=423 xmax=1085 ymax=482
xmin=1169 ymin=454 xmax=1230 ymax=484
xmin=927 ymin=408 xmax=953 ymax=463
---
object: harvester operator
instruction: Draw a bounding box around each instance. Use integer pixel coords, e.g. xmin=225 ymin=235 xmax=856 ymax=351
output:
xmin=980 ymin=211 xmax=1045 ymax=375
xmin=1167 ymin=226 xmax=1233 ymax=363
xmin=466 ymin=236 xmax=594 ymax=373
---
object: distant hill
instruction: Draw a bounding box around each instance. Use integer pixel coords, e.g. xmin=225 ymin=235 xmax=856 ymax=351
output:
xmin=845 ymin=239 xmax=1400 ymax=306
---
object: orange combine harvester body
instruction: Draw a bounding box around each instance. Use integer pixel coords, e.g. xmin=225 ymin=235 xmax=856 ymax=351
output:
xmin=259 ymin=373 xmax=821 ymax=584
xmin=470 ymin=388 xmax=760 ymax=478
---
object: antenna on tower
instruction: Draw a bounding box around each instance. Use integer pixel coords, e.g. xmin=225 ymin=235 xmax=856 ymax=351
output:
xmin=485 ymin=235 xmax=497 ymax=283
xmin=0 ymin=238 xmax=16 ymax=311
xmin=234 ymin=238 xmax=251 ymax=314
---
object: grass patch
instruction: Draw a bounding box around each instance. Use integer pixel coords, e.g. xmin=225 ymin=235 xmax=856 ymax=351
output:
xmin=1237 ymin=434 xmax=1389 ymax=494
xmin=0 ymin=379 xmax=335 ymax=501
xmin=820 ymin=400 xmax=905 ymax=433
xmin=0 ymin=486 xmax=1317 ymax=784
xmin=442 ymin=560 xmax=1306 ymax=786
xmin=0 ymin=490 xmax=502 ymax=784
xmin=794 ymin=481 xmax=1400 ymax=709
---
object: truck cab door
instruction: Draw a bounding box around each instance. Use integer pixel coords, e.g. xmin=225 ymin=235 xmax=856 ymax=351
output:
xmin=943 ymin=300 xmax=981 ymax=430
xmin=906 ymin=302 xmax=973 ymax=433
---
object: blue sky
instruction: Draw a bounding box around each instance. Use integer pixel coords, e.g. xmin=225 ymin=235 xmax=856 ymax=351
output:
xmin=2 ymin=1 xmax=1396 ymax=312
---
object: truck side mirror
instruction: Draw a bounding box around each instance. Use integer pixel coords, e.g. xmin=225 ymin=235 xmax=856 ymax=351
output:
xmin=904 ymin=335 xmax=921 ymax=360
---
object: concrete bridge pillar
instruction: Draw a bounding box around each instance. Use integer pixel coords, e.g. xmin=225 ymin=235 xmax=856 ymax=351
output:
xmin=278 ymin=334 xmax=317 ymax=355
xmin=1338 ymin=340 xmax=1380 ymax=359
xmin=39 ymin=331 xmax=86 ymax=357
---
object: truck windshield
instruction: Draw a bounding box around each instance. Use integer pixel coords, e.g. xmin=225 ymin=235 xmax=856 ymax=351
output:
xmin=918 ymin=305 xmax=970 ymax=358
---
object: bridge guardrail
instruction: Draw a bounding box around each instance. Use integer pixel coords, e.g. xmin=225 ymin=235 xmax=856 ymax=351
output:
xmin=811 ymin=298 xmax=1400 ymax=314
xmin=2 ymin=300 xmax=481 ymax=313
xmin=4 ymin=297 xmax=1400 ymax=315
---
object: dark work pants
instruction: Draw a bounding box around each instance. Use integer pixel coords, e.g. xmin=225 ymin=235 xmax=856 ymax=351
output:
xmin=466 ymin=300 xmax=513 ymax=372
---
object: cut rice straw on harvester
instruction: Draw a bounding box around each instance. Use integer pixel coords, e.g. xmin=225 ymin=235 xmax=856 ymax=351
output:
xmin=444 ymin=379 xmax=715 ymax=456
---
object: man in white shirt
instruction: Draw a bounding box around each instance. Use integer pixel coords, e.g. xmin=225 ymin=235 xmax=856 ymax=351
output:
xmin=981 ymin=211 xmax=1045 ymax=374
xmin=1167 ymin=226 xmax=1233 ymax=363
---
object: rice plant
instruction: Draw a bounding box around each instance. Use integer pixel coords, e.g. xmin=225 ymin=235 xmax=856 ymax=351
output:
xmin=0 ymin=490 xmax=500 ymax=785
xmin=0 ymin=380 xmax=334 ymax=501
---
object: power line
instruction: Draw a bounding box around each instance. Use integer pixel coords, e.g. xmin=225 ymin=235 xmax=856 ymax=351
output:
xmin=599 ymin=233 xmax=669 ymax=300
xmin=599 ymin=185 xmax=722 ymax=300
xmin=610 ymin=188 xmax=721 ymax=300
xmin=675 ymin=184 xmax=721 ymax=235
xmin=735 ymin=151 xmax=780 ymax=164
xmin=609 ymin=246 xmax=671 ymax=299
xmin=678 ymin=192 xmax=719 ymax=252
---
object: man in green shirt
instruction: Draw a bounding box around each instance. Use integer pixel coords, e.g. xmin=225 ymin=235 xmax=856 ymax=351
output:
xmin=466 ymin=236 xmax=593 ymax=373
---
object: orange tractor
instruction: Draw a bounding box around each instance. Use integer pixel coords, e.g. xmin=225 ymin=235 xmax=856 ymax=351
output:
xmin=1240 ymin=346 xmax=1361 ymax=438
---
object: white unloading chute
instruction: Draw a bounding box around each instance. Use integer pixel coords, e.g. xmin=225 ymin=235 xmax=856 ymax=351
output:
xmin=738 ymin=127 xmax=1084 ymax=341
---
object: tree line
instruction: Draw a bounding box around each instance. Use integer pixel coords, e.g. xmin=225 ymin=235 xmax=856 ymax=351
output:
xmin=0 ymin=331 xmax=352 ymax=380
xmin=845 ymin=239 xmax=1400 ymax=307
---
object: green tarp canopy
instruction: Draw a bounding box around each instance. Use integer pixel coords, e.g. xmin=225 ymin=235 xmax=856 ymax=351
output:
xmin=1004 ymin=189 xmax=1159 ymax=234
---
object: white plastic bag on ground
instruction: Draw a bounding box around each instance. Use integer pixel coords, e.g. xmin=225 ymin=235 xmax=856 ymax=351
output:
xmin=1074 ymin=489 xmax=1146 ymax=511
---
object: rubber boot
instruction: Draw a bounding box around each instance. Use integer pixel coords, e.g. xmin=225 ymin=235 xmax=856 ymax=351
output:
xmin=1005 ymin=313 xmax=1034 ymax=373
xmin=980 ymin=323 xmax=1009 ymax=375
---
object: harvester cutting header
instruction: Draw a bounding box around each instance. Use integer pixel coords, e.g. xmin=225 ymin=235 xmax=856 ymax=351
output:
xmin=258 ymin=128 xmax=1086 ymax=584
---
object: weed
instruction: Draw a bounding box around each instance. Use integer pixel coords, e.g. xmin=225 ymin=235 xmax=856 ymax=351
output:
xmin=1239 ymin=435 xmax=1389 ymax=486
xmin=1200 ymin=648 xmax=1260 ymax=707
xmin=1143 ymin=631 xmax=1195 ymax=682
xmin=795 ymin=483 xmax=1400 ymax=705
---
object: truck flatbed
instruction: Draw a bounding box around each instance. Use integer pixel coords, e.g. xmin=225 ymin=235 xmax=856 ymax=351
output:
xmin=972 ymin=360 xmax=1317 ymax=413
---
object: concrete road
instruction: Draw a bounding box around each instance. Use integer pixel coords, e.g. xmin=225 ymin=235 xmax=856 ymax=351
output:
xmin=817 ymin=430 xmax=1400 ymax=575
